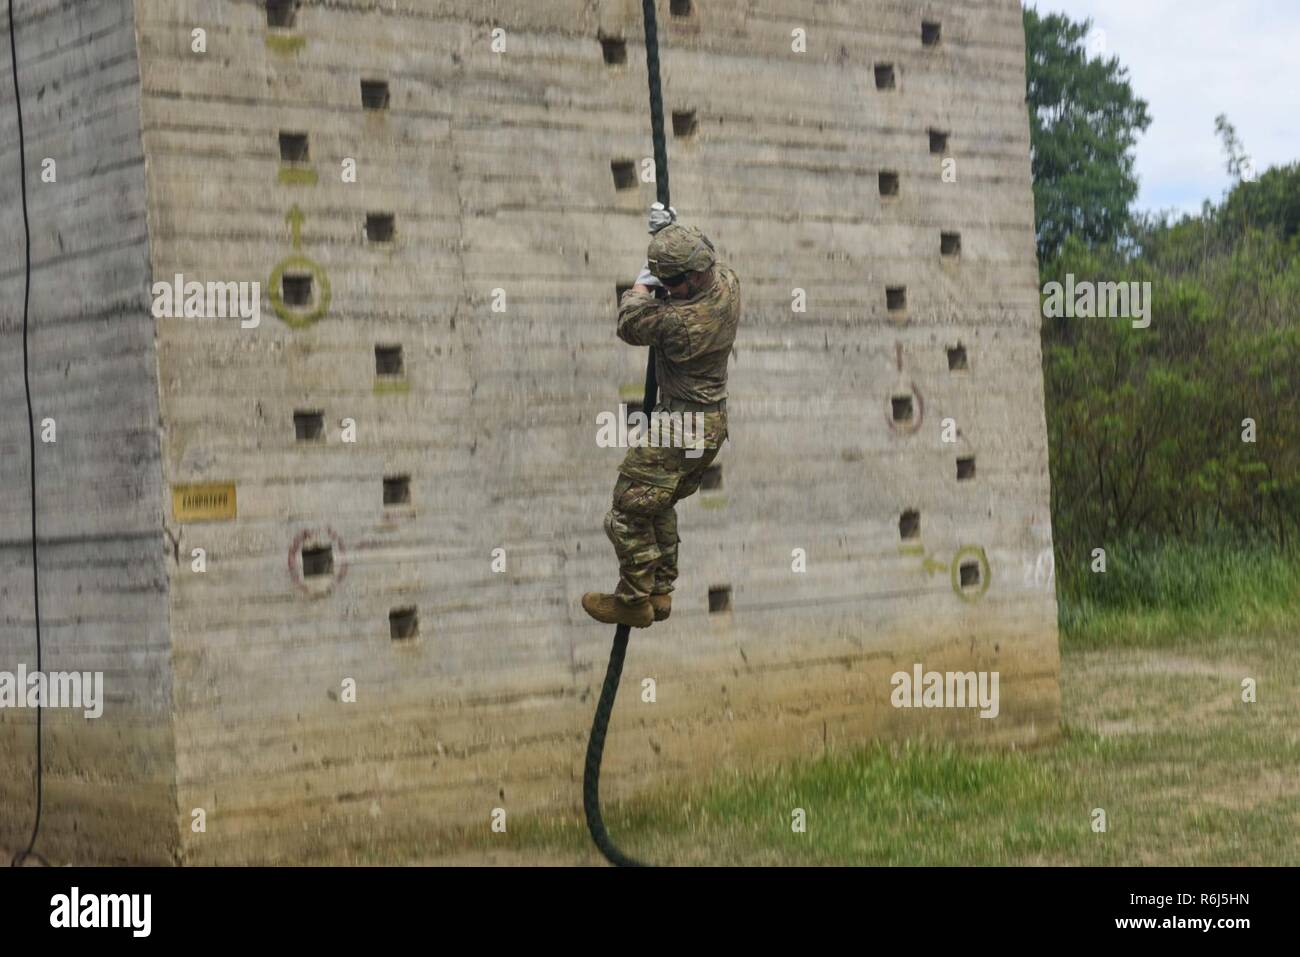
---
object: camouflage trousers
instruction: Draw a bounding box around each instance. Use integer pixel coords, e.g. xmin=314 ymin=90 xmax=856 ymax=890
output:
xmin=603 ymin=405 xmax=727 ymax=605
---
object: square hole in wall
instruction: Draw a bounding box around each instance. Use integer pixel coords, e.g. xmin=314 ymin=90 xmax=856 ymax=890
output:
xmin=279 ymin=131 xmax=309 ymax=163
xmin=302 ymin=544 xmax=333 ymax=577
xmin=389 ymin=606 xmax=418 ymax=640
xmin=947 ymin=344 xmax=968 ymax=370
xmin=874 ymin=64 xmax=897 ymax=90
xmin=879 ymin=171 xmax=900 ymax=197
xmin=922 ymin=21 xmax=942 ymax=47
xmin=366 ymin=213 xmax=395 ymax=242
xmin=886 ymin=286 xmax=907 ymax=314
xmin=294 ymin=410 xmax=324 ymax=441
xmin=600 ymin=35 xmax=627 ymax=65
xmin=672 ymin=110 xmax=698 ymax=137
xmin=282 ymin=273 xmax=312 ymax=306
xmin=941 ymin=231 xmax=962 ymax=257
xmin=383 ymin=475 xmax=411 ymax=505
xmin=959 ymin=561 xmax=981 ymax=589
xmin=891 ymin=395 xmax=914 ymax=423
xmin=610 ymin=159 xmax=637 ymax=190
xmin=929 ymin=128 xmax=950 ymax=154
xmin=375 ymin=344 xmax=404 ymax=376
xmin=701 ymin=465 xmax=722 ymax=490
xmin=957 ymin=456 xmax=976 ymax=480
xmin=708 ymin=585 xmax=731 ymax=613
xmin=266 ymin=0 xmax=298 ymax=29
xmin=670 ymin=0 xmax=693 ymax=16
xmin=899 ymin=509 xmax=920 ymax=540
xmin=361 ymin=79 xmax=390 ymax=110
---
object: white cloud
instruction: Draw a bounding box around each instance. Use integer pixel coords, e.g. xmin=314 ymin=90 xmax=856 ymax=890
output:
xmin=1033 ymin=0 xmax=1300 ymax=216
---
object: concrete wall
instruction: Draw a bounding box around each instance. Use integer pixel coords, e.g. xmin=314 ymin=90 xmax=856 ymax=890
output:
xmin=0 ymin=0 xmax=177 ymax=863
xmin=3 ymin=0 xmax=1059 ymax=864
xmin=136 ymin=0 xmax=1057 ymax=865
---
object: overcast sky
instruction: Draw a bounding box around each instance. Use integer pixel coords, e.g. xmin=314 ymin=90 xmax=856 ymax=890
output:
xmin=1031 ymin=0 xmax=1299 ymax=217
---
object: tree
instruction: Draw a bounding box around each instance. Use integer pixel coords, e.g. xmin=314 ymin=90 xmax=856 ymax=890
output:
xmin=1024 ymin=7 xmax=1151 ymax=264
xmin=1214 ymin=113 xmax=1253 ymax=182
xmin=1219 ymin=161 xmax=1300 ymax=241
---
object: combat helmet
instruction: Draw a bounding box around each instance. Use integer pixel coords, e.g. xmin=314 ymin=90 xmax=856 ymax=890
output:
xmin=647 ymin=224 xmax=716 ymax=279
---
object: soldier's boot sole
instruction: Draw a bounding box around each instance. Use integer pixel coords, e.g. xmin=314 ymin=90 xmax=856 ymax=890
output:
xmin=649 ymin=594 xmax=671 ymax=621
xmin=582 ymin=592 xmax=654 ymax=628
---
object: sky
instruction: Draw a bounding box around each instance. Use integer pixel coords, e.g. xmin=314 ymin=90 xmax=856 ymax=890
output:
xmin=1032 ymin=0 xmax=1300 ymax=217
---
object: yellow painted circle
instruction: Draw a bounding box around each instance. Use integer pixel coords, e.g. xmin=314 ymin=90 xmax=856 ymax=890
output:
xmin=269 ymin=254 xmax=331 ymax=328
xmin=951 ymin=545 xmax=991 ymax=602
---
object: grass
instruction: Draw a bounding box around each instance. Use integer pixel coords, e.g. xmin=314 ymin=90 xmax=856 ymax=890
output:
xmin=427 ymin=542 xmax=1299 ymax=866
xmin=1058 ymin=537 xmax=1300 ymax=649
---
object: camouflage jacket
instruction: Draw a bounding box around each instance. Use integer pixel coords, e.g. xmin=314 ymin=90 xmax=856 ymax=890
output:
xmin=616 ymin=262 xmax=740 ymax=405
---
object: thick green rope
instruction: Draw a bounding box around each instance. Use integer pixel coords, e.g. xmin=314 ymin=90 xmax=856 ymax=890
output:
xmin=582 ymin=0 xmax=671 ymax=869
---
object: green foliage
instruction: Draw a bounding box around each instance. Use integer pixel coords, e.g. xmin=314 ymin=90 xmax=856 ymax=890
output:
xmin=1214 ymin=114 xmax=1253 ymax=182
xmin=1218 ymin=162 xmax=1300 ymax=241
xmin=1041 ymin=206 xmax=1300 ymax=565
xmin=1057 ymin=536 xmax=1300 ymax=648
xmin=1024 ymin=7 xmax=1151 ymax=262
xmin=1026 ymin=13 xmax=1300 ymax=572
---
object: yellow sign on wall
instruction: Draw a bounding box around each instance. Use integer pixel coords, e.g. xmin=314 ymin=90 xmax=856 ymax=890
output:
xmin=172 ymin=483 xmax=237 ymax=522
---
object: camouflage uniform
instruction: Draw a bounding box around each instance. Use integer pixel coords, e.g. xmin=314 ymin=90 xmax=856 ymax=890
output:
xmin=604 ymin=227 xmax=741 ymax=607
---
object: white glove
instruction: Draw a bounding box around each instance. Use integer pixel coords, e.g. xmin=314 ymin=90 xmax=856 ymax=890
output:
xmin=648 ymin=202 xmax=677 ymax=234
xmin=635 ymin=261 xmax=661 ymax=288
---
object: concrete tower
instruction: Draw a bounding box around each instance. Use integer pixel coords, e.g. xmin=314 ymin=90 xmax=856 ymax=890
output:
xmin=1 ymin=0 xmax=1059 ymax=864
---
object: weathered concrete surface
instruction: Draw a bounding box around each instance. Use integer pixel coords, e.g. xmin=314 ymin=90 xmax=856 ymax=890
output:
xmin=0 ymin=0 xmax=177 ymax=863
xmin=2 ymin=0 xmax=1058 ymax=864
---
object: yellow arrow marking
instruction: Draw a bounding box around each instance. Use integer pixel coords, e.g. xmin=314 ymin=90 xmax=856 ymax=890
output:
xmin=286 ymin=204 xmax=305 ymax=249
xmin=922 ymin=555 xmax=948 ymax=576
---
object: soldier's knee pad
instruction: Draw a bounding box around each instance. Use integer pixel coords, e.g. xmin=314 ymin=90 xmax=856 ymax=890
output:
xmin=604 ymin=505 xmax=650 ymax=540
xmin=604 ymin=509 xmax=661 ymax=565
xmin=612 ymin=478 xmax=676 ymax=517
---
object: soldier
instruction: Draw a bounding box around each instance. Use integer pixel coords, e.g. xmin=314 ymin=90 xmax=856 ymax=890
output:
xmin=583 ymin=205 xmax=741 ymax=628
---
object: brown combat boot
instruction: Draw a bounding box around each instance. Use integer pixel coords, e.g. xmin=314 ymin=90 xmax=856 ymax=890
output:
xmin=648 ymin=593 xmax=671 ymax=621
xmin=582 ymin=593 xmax=654 ymax=628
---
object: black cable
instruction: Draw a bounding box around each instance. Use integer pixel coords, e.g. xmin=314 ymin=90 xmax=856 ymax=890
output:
xmin=581 ymin=0 xmax=672 ymax=868
xmin=7 ymin=0 xmax=46 ymax=869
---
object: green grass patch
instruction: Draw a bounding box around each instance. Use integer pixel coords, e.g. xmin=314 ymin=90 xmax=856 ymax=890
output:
xmin=1059 ymin=538 xmax=1300 ymax=649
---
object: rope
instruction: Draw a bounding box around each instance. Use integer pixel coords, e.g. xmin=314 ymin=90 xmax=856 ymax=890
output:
xmin=581 ymin=0 xmax=672 ymax=868
xmin=643 ymin=0 xmax=670 ymax=210
xmin=581 ymin=623 xmax=645 ymax=867
xmin=8 ymin=0 xmax=49 ymax=869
